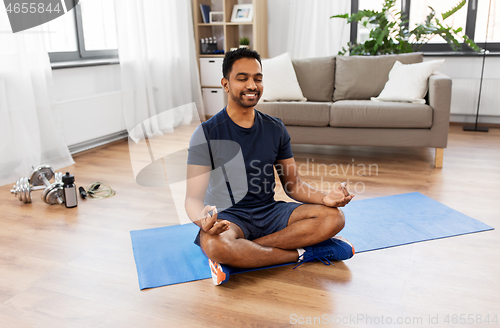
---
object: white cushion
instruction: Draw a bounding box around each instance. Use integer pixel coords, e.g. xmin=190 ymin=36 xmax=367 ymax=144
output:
xmin=371 ymin=59 xmax=445 ymax=104
xmin=261 ymin=53 xmax=307 ymax=102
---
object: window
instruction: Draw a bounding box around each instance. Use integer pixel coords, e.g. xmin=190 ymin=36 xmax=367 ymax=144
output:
xmin=474 ymin=0 xmax=499 ymax=43
xmin=350 ymin=0 xmax=500 ymax=52
xmin=409 ymin=0 xmax=467 ymax=44
xmin=41 ymin=8 xmax=78 ymax=53
xmin=356 ymin=0 xmax=401 ymax=44
xmin=80 ymin=0 xmax=118 ymax=51
xmin=41 ymin=0 xmax=118 ymax=62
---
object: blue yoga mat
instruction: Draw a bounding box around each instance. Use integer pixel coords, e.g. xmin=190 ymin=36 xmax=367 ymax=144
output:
xmin=130 ymin=192 xmax=493 ymax=289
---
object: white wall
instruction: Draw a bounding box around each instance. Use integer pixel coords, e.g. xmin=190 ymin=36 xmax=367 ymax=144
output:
xmin=428 ymin=56 xmax=500 ymax=124
xmin=267 ymin=0 xmax=290 ymax=58
xmin=52 ymin=64 xmax=125 ymax=147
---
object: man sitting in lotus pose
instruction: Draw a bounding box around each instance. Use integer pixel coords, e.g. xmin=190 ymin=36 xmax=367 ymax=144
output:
xmin=185 ymin=48 xmax=355 ymax=285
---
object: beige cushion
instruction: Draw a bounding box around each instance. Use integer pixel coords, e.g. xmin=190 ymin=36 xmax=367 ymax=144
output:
xmin=330 ymin=100 xmax=432 ymax=128
xmin=333 ymin=53 xmax=424 ymax=101
xmin=261 ymin=53 xmax=307 ymax=102
xmin=256 ymin=102 xmax=330 ymax=127
xmin=292 ymin=57 xmax=335 ymax=102
xmin=372 ymin=59 xmax=444 ymax=103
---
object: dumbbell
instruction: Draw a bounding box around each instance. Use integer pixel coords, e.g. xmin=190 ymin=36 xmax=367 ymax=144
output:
xmin=10 ymin=176 xmax=39 ymax=203
xmin=10 ymin=165 xmax=64 ymax=205
xmin=30 ymin=165 xmax=64 ymax=205
xmin=11 ymin=165 xmax=52 ymax=203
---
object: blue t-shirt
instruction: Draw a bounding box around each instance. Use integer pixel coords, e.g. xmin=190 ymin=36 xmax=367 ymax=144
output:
xmin=187 ymin=108 xmax=293 ymax=209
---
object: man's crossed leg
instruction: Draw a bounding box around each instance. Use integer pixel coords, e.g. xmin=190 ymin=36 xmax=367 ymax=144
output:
xmin=200 ymin=204 xmax=354 ymax=285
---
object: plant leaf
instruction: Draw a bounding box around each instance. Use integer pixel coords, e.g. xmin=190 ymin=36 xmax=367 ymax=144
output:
xmin=442 ymin=0 xmax=466 ymax=21
xmin=330 ymin=0 xmax=479 ymax=56
xmin=330 ymin=13 xmax=349 ymax=19
xmin=463 ymin=35 xmax=481 ymax=52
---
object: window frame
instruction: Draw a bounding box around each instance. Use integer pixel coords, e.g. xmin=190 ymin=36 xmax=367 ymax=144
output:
xmin=48 ymin=0 xmax=118 ymax=63
xmin=349 ymin=0 xmax=500 ymax=54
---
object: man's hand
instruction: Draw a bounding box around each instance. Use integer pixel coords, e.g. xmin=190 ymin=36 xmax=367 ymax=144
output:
xmin=322 ymin=182 xmax=355 ymax=207
xmin=200 ymin=205 xmax=231 ymax=235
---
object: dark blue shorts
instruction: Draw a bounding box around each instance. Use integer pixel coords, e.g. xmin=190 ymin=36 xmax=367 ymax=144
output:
xmin=194 ymin=200 xmax=302 ymax=246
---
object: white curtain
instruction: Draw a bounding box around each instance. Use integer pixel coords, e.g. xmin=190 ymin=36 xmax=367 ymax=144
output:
xmin=114 ymin=0 xmax=204 ymax=141
xmin=287 ymin=0 xmax=351 ymax=59
xmin=0 ymin=12 xmax=74 ymax=187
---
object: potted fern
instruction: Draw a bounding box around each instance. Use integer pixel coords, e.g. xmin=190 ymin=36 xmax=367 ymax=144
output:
xmin=331 ymin=0 xmax=480 ymax=55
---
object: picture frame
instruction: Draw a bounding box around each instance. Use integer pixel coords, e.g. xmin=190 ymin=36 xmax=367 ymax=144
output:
xmin=230 ymin=4 xmax=253 ymax=23
xmin=209 ymin=11 xmax=224 ymax=23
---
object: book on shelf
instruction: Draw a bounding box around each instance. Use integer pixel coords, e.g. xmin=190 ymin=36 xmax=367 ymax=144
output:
xmin=199 ymin=4 xmax=210 ymax=24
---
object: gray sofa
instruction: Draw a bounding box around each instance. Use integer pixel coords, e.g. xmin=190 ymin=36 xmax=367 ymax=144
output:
xmin=255 ymin=53 xmax=451 ymax=168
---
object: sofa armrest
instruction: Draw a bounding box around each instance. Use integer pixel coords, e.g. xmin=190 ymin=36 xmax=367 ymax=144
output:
xmin=428 ymin=72 xmax=452 ymax=148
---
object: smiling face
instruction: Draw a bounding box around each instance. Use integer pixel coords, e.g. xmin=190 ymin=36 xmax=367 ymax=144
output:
xmin=222 ymin=57 xmax=263 ymax=109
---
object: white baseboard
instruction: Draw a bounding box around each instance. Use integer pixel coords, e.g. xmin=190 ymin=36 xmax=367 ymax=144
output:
xmin=450 ymin=114 xmax=500 ymax=124
xmin=69 ymin=130 xmax=128 ymax=155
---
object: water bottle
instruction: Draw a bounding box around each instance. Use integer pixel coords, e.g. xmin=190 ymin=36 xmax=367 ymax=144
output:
xmin=62 ymin=172 xmax=78 ymax=208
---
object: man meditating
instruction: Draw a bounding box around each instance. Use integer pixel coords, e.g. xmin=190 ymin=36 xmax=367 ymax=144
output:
xmin=185 ymin=48 xmax=355 ymax=285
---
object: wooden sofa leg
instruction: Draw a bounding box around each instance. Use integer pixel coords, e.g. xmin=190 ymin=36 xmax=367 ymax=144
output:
xmin=435 ymin=148 xmax=444 ymax=168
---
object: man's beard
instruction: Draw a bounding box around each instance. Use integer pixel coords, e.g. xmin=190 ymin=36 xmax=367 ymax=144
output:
xmin=231 ymin=90 xmax=261 ymax=108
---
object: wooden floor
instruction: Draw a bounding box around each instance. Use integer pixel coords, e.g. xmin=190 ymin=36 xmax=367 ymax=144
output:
xmin=1 ymin=125 xmax=499 ymax=328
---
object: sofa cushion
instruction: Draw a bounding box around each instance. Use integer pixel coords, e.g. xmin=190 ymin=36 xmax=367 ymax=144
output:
xmin=333 ymin=53 xmax=424 ymax=101
xmin=256 ymin=102 xmax=330 ymax=127
xmin=261 ymin=53 xmax=307 ymax=102
xmin=372 ymin=59 xmax=444 ymax=104
xmin=330 ymin=100 xmax=432 ymax=128
xmin=292 ymin=56 xmax=335 ymax=102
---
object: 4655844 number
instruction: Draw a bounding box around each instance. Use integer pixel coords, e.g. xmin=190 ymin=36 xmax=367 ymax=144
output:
xmin=444 ymin=314 xmax=498 ymax=325
xmin=6 ymin=2 xmax=61 ymax=14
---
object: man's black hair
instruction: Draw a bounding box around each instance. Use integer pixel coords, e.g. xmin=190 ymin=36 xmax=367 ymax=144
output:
xmin=222 ymin=48 xmax=262 ymax=79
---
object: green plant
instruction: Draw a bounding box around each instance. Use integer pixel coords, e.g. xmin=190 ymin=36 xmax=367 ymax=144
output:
xmin=239 ymin=37 xmax=250 ymax=46
xmin=331 ymin=0 xmax=480 ymax=55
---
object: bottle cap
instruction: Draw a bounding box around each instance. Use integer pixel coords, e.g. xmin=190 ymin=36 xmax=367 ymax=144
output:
xmin=62 ymin=172 xmax=75 ymax=184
